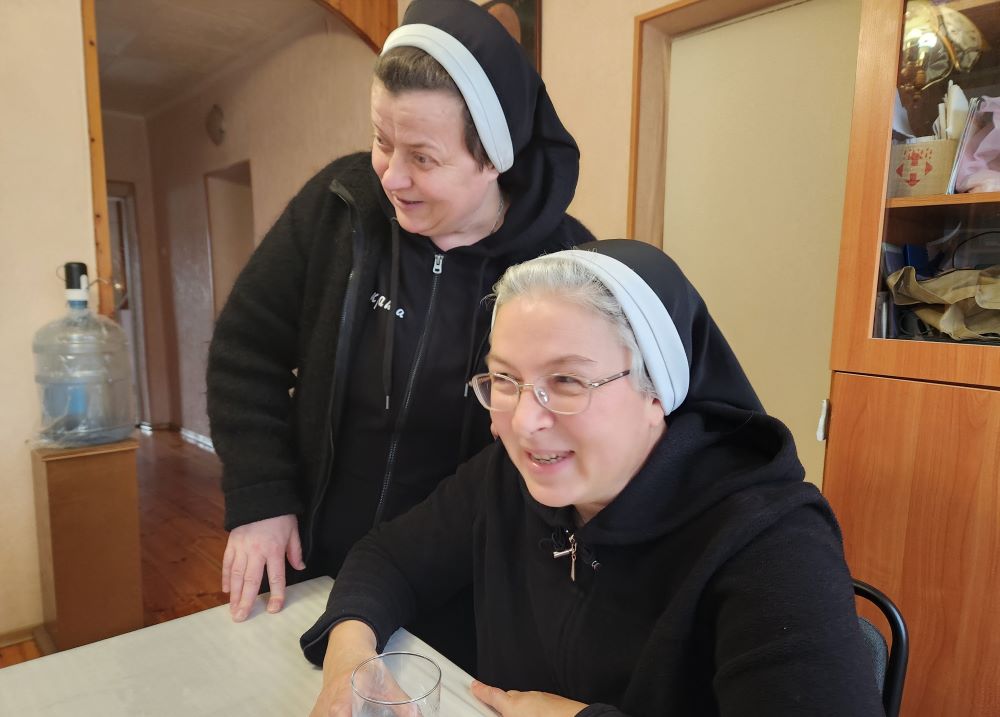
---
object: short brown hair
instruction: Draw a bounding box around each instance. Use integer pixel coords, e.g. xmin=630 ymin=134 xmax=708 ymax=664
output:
xmin=374 ymin=46 xmax=491 ymax=170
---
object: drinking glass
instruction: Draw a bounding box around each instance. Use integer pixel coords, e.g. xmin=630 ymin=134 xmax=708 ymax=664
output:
xmin=351 ymin=651 xmax=441 ymax=717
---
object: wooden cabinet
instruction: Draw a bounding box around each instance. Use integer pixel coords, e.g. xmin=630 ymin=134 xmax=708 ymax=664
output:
xmin=826 ymin=1 xmax=1000 ymax=715
xmin=824 ymin=374 xmax=1000 ymax=715
xmin=32 ymin=439 xmax=143 ymax=651
xmin=830 ymin=0 xmax=1000 ymax=384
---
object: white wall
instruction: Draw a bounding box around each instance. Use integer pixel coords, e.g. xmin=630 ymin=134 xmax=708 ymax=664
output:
xmin=0 ymin=0 xmax=96 ymax=637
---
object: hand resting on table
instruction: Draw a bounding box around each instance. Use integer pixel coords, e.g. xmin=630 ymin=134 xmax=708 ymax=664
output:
xmin=222 ymin=514 xmax=305 ymax=621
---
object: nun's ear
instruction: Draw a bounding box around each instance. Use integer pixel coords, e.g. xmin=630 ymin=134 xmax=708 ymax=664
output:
xmin=644 ymin=394 xmax=667 ymax=426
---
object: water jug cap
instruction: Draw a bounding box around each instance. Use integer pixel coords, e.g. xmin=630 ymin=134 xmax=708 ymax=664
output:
xmin=64 ymin=262 xmax=89 ymax=303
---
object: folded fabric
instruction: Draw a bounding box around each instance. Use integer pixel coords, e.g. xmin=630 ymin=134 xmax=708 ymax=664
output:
xmin=886 ymin=264 xmax=1000 ymax=340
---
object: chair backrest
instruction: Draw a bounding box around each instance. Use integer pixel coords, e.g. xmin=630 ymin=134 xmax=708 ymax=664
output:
xmin=853 ymin=579 xmax=909 ymax=717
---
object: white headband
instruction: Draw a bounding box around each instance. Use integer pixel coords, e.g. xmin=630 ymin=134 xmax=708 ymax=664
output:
xmin=511 ymin=251 xmax=691 ymax=415
xmin=382 ymin=23 xmax=514 ymax=172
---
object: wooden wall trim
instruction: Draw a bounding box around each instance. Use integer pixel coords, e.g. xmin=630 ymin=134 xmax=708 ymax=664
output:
xmin=312 ymin=0 xmax=398 ymax=52
xmin=81 ymin=0 xmax=113 ymax=316
xmin=627 ymin=0 xmax=788 ymax=246
xmin=626 ymin=14 xmax=643 ymax=239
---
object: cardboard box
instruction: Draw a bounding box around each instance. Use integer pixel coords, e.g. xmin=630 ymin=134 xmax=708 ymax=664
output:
xmin=888 ymin=139 xmax=957 ymax=197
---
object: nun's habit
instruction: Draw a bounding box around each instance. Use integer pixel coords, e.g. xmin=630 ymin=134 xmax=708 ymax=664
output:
xmin=302 ymin=241 xmax=883 ymax=717
xmin=206 ymin=0 xmax=594 ymax=672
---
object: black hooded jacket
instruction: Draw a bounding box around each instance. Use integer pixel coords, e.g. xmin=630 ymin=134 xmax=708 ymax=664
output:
xmin=205 ymin=0 xmax=592 ymax=570
xmin=301 ymin=241 xmax=884 ymax=716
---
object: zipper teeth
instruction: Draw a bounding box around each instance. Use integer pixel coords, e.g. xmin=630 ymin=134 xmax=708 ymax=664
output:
xmin=373 ymin=254 xmax=443 ymax=525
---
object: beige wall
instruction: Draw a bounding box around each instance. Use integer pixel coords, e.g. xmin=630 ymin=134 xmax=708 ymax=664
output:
xmin=542 ymin=0 xmax=668 ymax=239
xmin=102 ymin=111 xmax=174 ymax=427
xmin=145 ymin=6 xmax=374 ymax=437
xmin=543 ymin=1 xmax=861 ymax=485
xmin=662 ymin=0 xmax=860 ymax=484
xmin=0 ymin=1 xmax=96 ymax=637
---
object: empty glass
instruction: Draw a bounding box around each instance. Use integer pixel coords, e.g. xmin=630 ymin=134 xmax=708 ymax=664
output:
xmin=351 ymin=651 xmax=441 ymax=717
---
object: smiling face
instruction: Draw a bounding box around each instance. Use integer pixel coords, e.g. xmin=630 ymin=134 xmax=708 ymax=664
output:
xmin=370 ymin=80 xmax=502 ymax=251
xmin=488 ymin=294 xmax=666 ymax=524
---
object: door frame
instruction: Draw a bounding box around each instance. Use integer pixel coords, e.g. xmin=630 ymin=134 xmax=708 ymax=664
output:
xmin=627 ymin=0 xmax=791 ymax=246
xmin=106 ymin=181 xmax=151 ymax=426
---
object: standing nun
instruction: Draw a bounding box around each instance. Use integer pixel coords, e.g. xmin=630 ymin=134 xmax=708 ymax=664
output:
xmin=207 ymin=0 xmax=593 ymax=673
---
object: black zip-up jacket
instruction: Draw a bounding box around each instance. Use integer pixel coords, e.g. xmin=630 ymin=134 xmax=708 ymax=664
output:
xmin=302 ymin=408 xmax=884 ymax=717
xmin=206 ymin=152 xmax=592 ymax=559
xmin=301 ymin=238 xmax=883 ymax=715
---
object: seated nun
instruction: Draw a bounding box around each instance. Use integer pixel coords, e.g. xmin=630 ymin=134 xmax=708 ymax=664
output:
xmin=301 ymin=239 xmax=884 ymax=717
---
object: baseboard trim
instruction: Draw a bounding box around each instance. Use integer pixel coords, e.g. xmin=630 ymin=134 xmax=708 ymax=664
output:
xmin=0 ymin=628 xmax=38 ymax=650
xmin=179 ymin=428 xmax=215 ymax=452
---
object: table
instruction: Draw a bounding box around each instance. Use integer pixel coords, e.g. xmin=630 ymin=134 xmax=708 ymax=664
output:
xmin=0 ymin=577 xmax=492 ymax=716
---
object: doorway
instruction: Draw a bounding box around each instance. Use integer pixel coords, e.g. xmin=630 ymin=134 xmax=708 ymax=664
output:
xmin=205 ymin=161 xmax=255 ymax=317
xmin=107 ymin=182 xmax=149 ymax=426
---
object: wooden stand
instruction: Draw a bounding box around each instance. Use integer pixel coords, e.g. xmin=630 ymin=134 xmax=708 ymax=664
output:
xmin=32 ymin=438 xmax=143 ymax=651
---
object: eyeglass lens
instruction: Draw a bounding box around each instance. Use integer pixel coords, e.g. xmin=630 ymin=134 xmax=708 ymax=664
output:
xmin=478 ymin=374 xmax=591 ymax=414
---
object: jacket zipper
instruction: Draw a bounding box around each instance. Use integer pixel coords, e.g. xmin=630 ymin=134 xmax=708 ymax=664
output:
xmin=372 ymin=252 xmax=444 ymax=526
xmin=306 ymin=186 xmax=365 ymax=562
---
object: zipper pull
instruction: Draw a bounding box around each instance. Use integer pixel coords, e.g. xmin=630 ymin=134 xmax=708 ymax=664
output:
xmin=432 ymin=254 xmax=444 ymax=275
xmin=552 ymin=533 xmax=577 ymax=582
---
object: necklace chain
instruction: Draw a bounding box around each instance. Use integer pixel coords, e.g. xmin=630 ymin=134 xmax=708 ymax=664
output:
xmin=489 ymin=194 xmax=505 ymax=235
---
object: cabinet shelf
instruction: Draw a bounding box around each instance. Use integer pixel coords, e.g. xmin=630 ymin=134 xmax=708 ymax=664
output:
xmin=886 ymin=191 xmax=1000 ymax=209
xmin=883 ymin=192 xmax=1000 ymax=245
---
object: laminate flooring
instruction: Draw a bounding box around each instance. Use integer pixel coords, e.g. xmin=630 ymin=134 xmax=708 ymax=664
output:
xmin=0 ymin=429 xmax=229 ymax=669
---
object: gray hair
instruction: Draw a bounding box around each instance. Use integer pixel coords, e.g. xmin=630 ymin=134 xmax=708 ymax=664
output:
xmin=492 ymin=256 xmax=657 ymax=397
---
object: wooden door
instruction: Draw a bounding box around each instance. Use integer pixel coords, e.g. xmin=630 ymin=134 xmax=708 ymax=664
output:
xmin=823 ymin=372 xmax=1000 ymax=716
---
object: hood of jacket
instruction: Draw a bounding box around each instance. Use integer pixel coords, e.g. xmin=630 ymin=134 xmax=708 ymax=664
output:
xmin=519 ymin=239 xmax=808 ymax=546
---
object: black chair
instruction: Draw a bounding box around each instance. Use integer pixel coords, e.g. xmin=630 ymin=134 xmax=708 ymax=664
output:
xmin=853 ymin=579 xmax=909 ymax=717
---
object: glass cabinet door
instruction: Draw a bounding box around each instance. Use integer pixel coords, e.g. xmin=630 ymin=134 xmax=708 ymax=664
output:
xmin=877 ymin=0 xmax=1000 ymax=346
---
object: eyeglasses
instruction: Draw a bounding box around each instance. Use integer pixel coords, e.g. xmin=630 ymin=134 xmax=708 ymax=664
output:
xmin=468 ymin=370 xmax=631 ymax=416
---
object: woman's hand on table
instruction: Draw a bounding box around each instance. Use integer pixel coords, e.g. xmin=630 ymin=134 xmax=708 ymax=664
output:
xmin=310 ymin=621 xmax=378 ymax=717
xmin=222 ymin=514 xmax=304 ymax=621
xmin=471 ymin=679 xmax=587 ymax=717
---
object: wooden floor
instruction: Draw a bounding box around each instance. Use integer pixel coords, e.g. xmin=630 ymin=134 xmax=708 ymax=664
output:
xmin=137 ymin=429 xmax=229 ymax=624
xmin=0 ymin=430 xmax=229 ymax=669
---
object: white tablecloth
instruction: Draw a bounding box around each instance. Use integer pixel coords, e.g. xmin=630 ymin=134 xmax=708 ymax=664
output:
xmin=0 ymin=576 xmax=492 ymax=716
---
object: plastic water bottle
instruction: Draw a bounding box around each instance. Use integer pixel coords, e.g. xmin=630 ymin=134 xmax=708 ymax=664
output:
xmin=32 ymin=262 xmax=135 ymax=446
